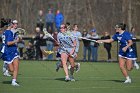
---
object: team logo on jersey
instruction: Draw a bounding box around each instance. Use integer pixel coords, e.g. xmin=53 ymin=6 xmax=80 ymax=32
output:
xmin=117 ymin=37 xmax=122 ymax=41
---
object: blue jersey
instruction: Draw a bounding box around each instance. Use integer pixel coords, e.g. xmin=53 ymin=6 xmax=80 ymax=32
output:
xmin=57 ymin=32 xmax=76 ymax=54
xmin=112 ymin=31 xmax=136 ymax=60
xmin=1 ymin=30 xmax=19 ymax=64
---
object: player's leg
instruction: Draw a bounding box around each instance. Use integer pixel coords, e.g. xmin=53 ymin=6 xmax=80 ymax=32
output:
xmin=10 ymin=58 xmax=20 ymax=86
xmin=75 ymin=62 xmax=80 ymax=73
xmin=3 ymin=63 xmax=11 ymax=77
xmin=56 ymin=52 xmax=62 ymax=72
xmin=119 ymin=57 xmax=131 ymax=83
xmin=126 ymin=59 xmax=133 ymax=71
xmin=68 ymin=54 xmax=80 ymax=73
xmin=61 ymin=53 xmax=70 ymax=81
xmin=133 ymin=60 xmax=139 ymax=70
xmin=69 ymin=56 xmax=76 ymax=81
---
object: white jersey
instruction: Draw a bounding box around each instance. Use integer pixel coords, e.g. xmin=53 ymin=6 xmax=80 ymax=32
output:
xmin=71 ymin=31 xmax=82 ymax=52
xmin=57 ymin=32 xmax=76 ymax=54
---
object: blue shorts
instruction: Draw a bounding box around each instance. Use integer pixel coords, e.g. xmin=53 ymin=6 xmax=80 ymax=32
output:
xmin=119 ymin=49 xmax=137 ymax=60
xmin=2 ymin=50 xmax=19 ymax=64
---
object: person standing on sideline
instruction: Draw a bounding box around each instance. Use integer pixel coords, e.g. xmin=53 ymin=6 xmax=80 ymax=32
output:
xmin=101 ymin=32 xmax=112 ymax=61
xmin=1 ymin=19 xmax=21 ymax=86
xmin=97 ymin=23 xmax=136 ymax=83
xmin=45 ymin=9 xmax=55 ymax=34
xmin=130 ymin=27 xmax=139 ymax=69
xmin=87 ymin=28 xmax=99 ymax=62
xmin=82 ymin=30 xmax=91 ymax=61
xmin=36 ymin=10 xmax=44 ymax=32
xmin=55 ymin=10 xmax=64 ymax=32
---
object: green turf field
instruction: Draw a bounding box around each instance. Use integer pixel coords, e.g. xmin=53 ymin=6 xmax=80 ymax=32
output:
xmin=0 ymin=60 xmax=140 ymax=93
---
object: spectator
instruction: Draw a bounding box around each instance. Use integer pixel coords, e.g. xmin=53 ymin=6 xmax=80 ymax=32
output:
xmin=87 ymin=28 xmax=99 ymax=62
xmin=101 ymin=32 xmax=112 ymax=61
xmin=46 ymin=32 xmax=54 ymax=60
xmin=34 ymin=27 xmax=42 ymax=60
xmin=55 ymin=10 xmax=64 ymax=32
xmin=36 ymin=10 xmax=44 ymax=32
xmin=82 ymin=29 xmax=91 ymax=61
xmin=23 ymin=41 xmax=35 ymax=60
xmin=45 ymin=9 xmax=55 ymax=34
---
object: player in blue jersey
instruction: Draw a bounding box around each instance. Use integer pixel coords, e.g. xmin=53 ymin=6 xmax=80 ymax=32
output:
xmin=97 ymin=23 xmax=136 ymax=83
xmin=57 ymin=24 xmax=77 ymax=81
xmin=1 ymin=19 xmax=21 ymax=86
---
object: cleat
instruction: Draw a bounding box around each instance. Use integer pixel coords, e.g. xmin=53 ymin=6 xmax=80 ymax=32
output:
xmin=75 ymin=63 xmax=80 ymax=73
xmin=134 ymin=63 xmax=139 ymax=70
xmin=3 ymin=71 xmax=11 ymax=77
xmin=65 ymin=76 xmax=70 ymax=82
xmin=124 ymin=79 xmax=131 ymax=84
xmin=11 ymin=82 xmax=20 ymax=86
xmin=70 ymin=75 xmax=75 ymax=82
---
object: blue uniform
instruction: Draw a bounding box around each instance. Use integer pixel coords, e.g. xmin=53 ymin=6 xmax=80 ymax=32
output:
xmin=112 ymin=31 xmax=136 ymax=60
xmin=57 ymin=32 xmax=76 ymax=55
xmin=1 ymin=30 xmax=19 ymax=64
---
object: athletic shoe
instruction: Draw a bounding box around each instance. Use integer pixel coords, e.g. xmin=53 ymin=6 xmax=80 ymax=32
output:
xmin=70 ymin=75 xmax=75 ymax=82
xmin=11 ymin=82 xmax=20 ymax=86
xmin=75 ymin=63 xmax=80 ymax=73
xmin=124 ymin=79 xmax=131 ymax=84
xmin=134 ymin=63 xmax=139 ymax=70
xmin=56 ymin=61 xmax=61 ymax=72
xmin=65 ymin=76 xmax=70 ymax=82
xmin=68 ymin=65 xmax=71 ymax=70
xmin=3 ymin=71 xmax=11 ymax=77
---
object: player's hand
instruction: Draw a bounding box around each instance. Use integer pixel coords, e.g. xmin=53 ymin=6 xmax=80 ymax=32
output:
xmin=122 ymin=47 xmax=127 ymax=52
xmin=16 ymin=37 xmax=22 ymax=43
xmin=96 ymin=40 xmax=103 ymax=43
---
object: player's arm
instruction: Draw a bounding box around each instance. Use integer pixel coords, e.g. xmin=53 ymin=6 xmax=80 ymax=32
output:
xmin=7 ymin=38 xmax=20 ymax=45
xmin=122 ymin=40 xmax=133 ymax=52
xmin=97 ymin=38 xmax=114 ymax=43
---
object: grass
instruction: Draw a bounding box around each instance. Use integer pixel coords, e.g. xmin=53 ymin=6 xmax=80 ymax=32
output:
xmin=0 ymin=60 xmax=140 ymax=93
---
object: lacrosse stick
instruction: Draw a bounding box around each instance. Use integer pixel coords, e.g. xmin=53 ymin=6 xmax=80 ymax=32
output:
xmin=79 ymin=37 xmax=103 ymax=43
xmin=60 ymin=42 xmax=75 ymax=58
xmin=43 ymin=28 xmax=58 ymax=43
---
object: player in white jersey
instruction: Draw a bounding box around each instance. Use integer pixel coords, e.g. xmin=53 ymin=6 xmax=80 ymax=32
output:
xmin=68 ymin=24 xmax=82 ymax=72
xmin=57 ymin=24 xmax=77 ymax=81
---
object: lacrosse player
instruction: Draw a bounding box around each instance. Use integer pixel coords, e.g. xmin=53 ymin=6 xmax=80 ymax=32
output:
xmin=57 ymin=24 xmax=77 ymax=81
xmin=1 ymin=19 xmax=20 ymax=86
xmin=97 ymin=23 xmax=137 ymax=84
